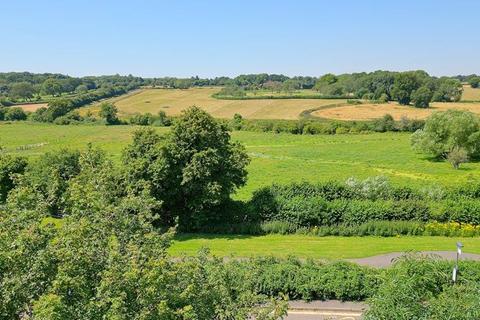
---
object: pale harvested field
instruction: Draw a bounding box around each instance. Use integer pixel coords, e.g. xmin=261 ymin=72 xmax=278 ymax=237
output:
xmin=14 ymin=103 xmax=48 ymax=112
xmin=81 ymin=87 xmax=346 ymax=120
xmin=312 ymin=101 xmax=480 ymax=121
xmin=462 ymin=85 xmax=480 ymax=101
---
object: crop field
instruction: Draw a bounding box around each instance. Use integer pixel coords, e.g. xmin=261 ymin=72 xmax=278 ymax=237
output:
xmin=79 ymin=87 xmax=480 ymax=121
xmin=169 ymin=234 xmax=480 ymax=259
xmin=1 ymin=122 xmax=479 ymax=199
xmin=14 ymin=103 xmax=48 ymax=112
xmin=462 ymin=85 xmax=480 ymax=101
xmin=243 ymin=88 xmax=325 ymax=98
xmin=312 ymin=101 xmax=480 ymax=121
xmin=82 ymin=87 xmax=346 ymax=120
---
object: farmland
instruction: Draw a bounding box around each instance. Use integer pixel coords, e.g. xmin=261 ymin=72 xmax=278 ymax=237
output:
xmin=82 ymin=87 xmax=346 ymax=120
xmin=13 ymin=103 xmax=48 ymax=112
xmin=1 ymin=122 xmax=480 ymax=200
xmin=81 ymin=86 xmax=480 ymax=122
xmin=312 ymin=101 xmax=480 ymax=121
xmin=461 ymin=84 xmax=480 ymax=101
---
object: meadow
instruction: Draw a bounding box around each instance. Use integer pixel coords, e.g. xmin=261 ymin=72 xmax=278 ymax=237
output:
xmin=1 ymin=122 xmax=479 ymax=200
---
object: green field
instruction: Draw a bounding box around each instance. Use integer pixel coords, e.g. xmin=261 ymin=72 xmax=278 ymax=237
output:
xmin=1 ymin=122 xmax=480 ymax=199
xmin=169 ymin=234 xmax=480 ymax=259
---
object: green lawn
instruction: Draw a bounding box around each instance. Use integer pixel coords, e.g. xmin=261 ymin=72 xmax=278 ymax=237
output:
xmin=1 ymin=122 xmax=480 ymax=199
xmin=169 ymin=234 xmax=480 ymax=259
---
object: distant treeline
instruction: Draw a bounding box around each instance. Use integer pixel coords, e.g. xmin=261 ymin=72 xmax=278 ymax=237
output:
xmin=2 ymin=71 xmax=479 ymax=102
xmin=1 ymin=71 xmax=479 ymax=115
xmin=216 ymin=71 xmax=479 ymax=107
xmin=0 ymin=72 xmax=144 ymax=105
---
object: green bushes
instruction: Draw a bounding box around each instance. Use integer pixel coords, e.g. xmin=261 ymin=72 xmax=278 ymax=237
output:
xmin=4 ymin=107 xmax=27 ymax=121
xmin=229 ymin=117 xmax=424 ymax=135
xmin=365 ymin=256 xmax=480 ymax=319
xmin=247 ymin=179 xmax=480 ymax=230
xmin=228 ymin=257 xmax=380 ymax=301
xmin=129 ymin=110 xmax=172 ymax=126
xmin=220 ymin=256 xmax=480 ymax=311
xmin=27 ymin=86 xmax=134 ymax=123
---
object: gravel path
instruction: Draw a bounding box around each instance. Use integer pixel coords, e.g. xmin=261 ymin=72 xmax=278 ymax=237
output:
xmin=348 ymin=251 xmax=480 ymax=268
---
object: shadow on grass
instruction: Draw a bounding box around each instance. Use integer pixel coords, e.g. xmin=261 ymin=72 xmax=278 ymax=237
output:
xmin=420 ymin=155 xmax=480 ymax=166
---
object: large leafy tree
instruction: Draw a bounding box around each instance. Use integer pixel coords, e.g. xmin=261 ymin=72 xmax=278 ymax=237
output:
xmin=411 ymin=110 xmax=480 ymax=159
xmin=411 ymin=86 xmax=433 ymax=108
xmin=432 ymin=78 xmax=463 ymax=102
xmin=9 ymin=82 xmax=35 ymax=100
xmin=469 ymin=76 xmax=480 ymax=89
xmin=98 ymin=103 xmax=119 ymax=124
xmin=123 ymin=106 xmax=250 ymax=229
xmin=391 ymin=71 xmax=424 ymax=105
xmin=42 ymin=78 xmax=64 ymax=96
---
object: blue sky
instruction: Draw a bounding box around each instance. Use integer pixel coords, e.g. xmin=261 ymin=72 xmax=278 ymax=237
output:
xmin=1 ymin=0 xmax=479 ymax=77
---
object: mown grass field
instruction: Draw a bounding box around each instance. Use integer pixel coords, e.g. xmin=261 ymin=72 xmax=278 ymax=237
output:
xmin=81 ymin=87 xmax=346 ymax=120
xmin=1 ymin=123 xmax=480 ymax=199
xmin=169 ymin=234 xmax=480 ymax=259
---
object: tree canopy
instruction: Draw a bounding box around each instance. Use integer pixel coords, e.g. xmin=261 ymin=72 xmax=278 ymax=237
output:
xmin=123 ymin=106 xmax=250 ymax=229
xmin=411 ymin=110 xmax=480 ymax=161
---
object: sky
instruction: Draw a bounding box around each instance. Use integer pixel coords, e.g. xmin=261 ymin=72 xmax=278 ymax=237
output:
xmin=1 ymin=0 xmax=479 ymax=78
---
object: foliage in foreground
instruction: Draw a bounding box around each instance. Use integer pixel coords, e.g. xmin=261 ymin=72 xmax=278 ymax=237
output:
xmin=365 ymin=256 xmax=480 ymax=320
xmin=0 ymin=207 xmax=286 ymax=319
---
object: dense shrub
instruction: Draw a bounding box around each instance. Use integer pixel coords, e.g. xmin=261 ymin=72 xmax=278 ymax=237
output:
xmin=4 ymin=107 xmax=27 ymax=121
xmin=130 ymin=112 xmax=154 ymax=125
xmin=229 ymin=117 xmax=424 ymax=135
xmin=365 ymin=256 xmax=480 ymax=319
xmin=230 ymin=257 xmax=380 ymax=301
xmin=248 ymin=179 xmax=480 ymax=229
xmin=0 ymin=107 xmax=6 ymax=120
xmin=129 ymin=111 xmax=172 ymax=126
xmin=52 ymin=111 xmax=84 ymax=125
xmin=0 ymin=152 xmax=27 ymax=202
